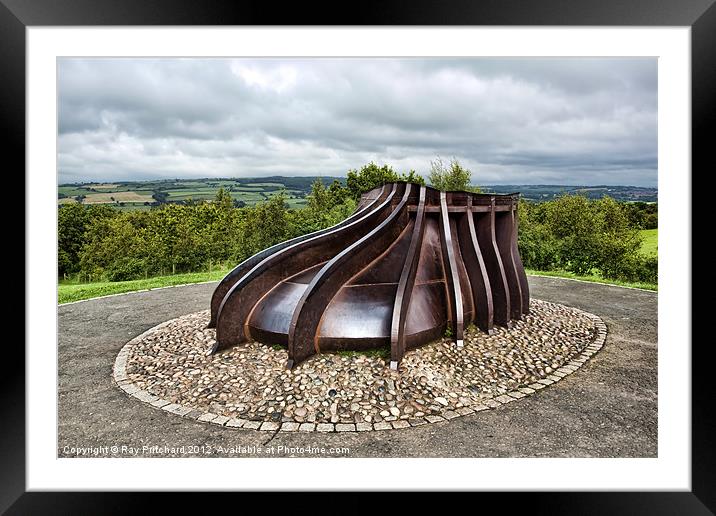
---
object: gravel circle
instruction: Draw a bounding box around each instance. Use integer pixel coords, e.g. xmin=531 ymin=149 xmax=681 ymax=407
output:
xmin=114 ymin=299 xmax=606 ymax=432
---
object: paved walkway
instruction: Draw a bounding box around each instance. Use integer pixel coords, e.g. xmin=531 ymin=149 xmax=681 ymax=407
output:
xmin=58 ymin=276 xmax=657 ymax=457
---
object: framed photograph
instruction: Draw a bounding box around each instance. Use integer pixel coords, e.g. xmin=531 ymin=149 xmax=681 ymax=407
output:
xmin=9 ymin=0 xmax=710 ymax=511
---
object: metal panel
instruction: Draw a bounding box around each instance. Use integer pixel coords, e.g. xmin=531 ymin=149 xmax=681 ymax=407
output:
xmin=457 ymin=194 xmax=494 ymax=333
xmin=473 ymin=197 xmax=511 ymax=327
xmin=207 ymin=185 xmax=388 ymax=327
xmin=213 ymin=184 xmax=396 ymax=351
xmin=438 ymin=191 xmax=465 ymax=346
xmin=390 ymin=185 xmax=427 ymax=367
xmin=286 ymin=183 xmax=412 ymax=367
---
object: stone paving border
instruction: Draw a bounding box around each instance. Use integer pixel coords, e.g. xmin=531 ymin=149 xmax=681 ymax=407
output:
xmin=113 ymin=306 xmax=607 ymax=433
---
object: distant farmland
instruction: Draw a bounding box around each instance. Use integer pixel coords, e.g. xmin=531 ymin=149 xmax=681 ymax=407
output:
xmin=58 ymin=177 xmax=658 ymax=211
xmin=56 ymin=176 xmax=344 ymax=211
xmin=86 ymin=183 xmax=120 ymax=189
xmin=82 ymin=191 xmax=155 ymax=204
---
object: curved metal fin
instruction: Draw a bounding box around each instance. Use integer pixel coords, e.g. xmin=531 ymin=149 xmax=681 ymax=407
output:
xmin=287 ymin=184 xmax=412 ymax=368
xmin=512 ymin=199 xmax=530 ymax=314
xmin=208 ymin=185 xmax=387 ymax=327
xmin=458 ymin=195 xmax=494 ymax=333
xmin=495 ymin=199 xmax=523 ymax=319
xmin=438 ymin=191 xmax=464 ymax=344
xmin=390 ymin=185 xmax=427 ymax=367
xmin=213 ymin=185 xmax=392 ymax=353
xmin=474 ymin=196 xmax=511 ymax=327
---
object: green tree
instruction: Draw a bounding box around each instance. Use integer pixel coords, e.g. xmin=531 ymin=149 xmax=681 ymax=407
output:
xmin=58 ymin=203 xmax=116 ymax=276
xmin=306 ymin=179 xmax=331 ymax=215
xmin=346 ymin=162 xmax=426 ymax=200
xmin=623 ymin=201 xmax=658 ymax=229
xmin=544 ymin=195 xmax=602 ymax=274
xmin=516 ymin=200 xmax=560 ymax=271
xmin=291 ymin=179 xmax=355 ymax=234
xmin=428 ymin=157 xmax=478 ymax=192
xmin=214 ymin=186 xmax=234 ymax=210
xmin=327 ymin=179 xmax=350 ymax=205
xmin=79 ymin=213 xmax=147 ymax=280
xmin=520 ymin=194 xmax=644 ymax=279
xmin=236 ymin=193 xmax=293 ymax=260
xmin=346 ymin=162 xmax=400 ymax=200
xmin=402 ymin=170 xmax=426 ymax=187
xmin=591 ymin=196 xmax=643 ymax=279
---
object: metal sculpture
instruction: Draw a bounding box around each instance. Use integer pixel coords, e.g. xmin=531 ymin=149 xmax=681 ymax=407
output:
xmin=208 ymin=182 xmax=529 ymax=369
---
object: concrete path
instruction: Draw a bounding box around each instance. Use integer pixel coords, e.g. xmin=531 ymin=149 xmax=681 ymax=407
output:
xmin=58 ymin=276 xmax=657 ymax=458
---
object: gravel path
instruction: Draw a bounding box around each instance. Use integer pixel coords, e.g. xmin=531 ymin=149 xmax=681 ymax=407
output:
xmin=58 ymin=276 xmax=657 ymax=457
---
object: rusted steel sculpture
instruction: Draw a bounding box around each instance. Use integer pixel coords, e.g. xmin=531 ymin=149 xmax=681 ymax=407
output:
xmin=208 ymin=182 xmax=529 ymax=370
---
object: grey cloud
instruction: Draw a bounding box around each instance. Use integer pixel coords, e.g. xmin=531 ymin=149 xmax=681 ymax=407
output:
xmin=58 ymin=57 xmax=657 ymax=186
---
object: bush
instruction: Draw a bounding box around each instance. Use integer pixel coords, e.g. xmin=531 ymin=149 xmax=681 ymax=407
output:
xmin=601 ymin=254 xmax=657 ymax=284
xmin=643 ymin=212 xmax=658 ymax=229
xmin=638 ymin=255 xmax=658 ymax=284
xmin=518 ymin=194 xmax=654 ymax=284
xmin=623 ymin=201 xmax=658 ymax=229
xmin=518 ymin=223 xmax=560 ymax=271
xmin=234 ymin=193 xmax=295 ymax=261
xmin=106 ymin=257 xmax=147 ymax=281
xmin=346 ymin=162 xmax=425 ymax=200
xmin=428 ymin=157 xmax=477 ymax=192
xmin=58 ymin=203 xmax=116 ymax=275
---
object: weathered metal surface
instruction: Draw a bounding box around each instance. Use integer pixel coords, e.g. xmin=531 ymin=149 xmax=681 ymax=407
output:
xmin=458 ymin=194 xmax=494 ymax=333
xmin=213 ymin=184 xmax=394 ymax=352
xmin=390 ymin=185 xmax=427 ymax=369
xmin=208 ymin=185 xmax=390 ymax=328
xmin=438 ymin=191 xmax=465 ymax=347
xmin=210 ymin=182 xmax=529 ymax=368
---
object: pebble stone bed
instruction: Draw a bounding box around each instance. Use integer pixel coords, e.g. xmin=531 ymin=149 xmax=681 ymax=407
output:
xmin=113 ymin=299 xmax=607 ymax=433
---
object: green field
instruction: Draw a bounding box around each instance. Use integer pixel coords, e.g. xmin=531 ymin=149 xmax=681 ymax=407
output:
xmin=639 ymin=229 xmax=658 ymax=257
xmin=59 ymin=177 xmax=313 ymax=210
xmin=525 ymin=268 xmax=657 ymax=291
xmin=284 ymin=197 xmax=308 ymax=208
xmin=58 ymin=268 xmax=230 ymax=304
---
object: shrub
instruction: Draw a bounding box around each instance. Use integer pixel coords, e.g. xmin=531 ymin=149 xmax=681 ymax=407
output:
xmin=428 ymin=157 xmax=478 ymax=192
xmin=58 ymin=203 xmax=116 ymax=275
xmin=346 ymin=162 xmax=425 ymax=200
xmin=518 ymin=194 xmax=653 ymax=284
xmin=106 ymin=257 xmax=147 ymax=282
xmin=347 ymin=162 xmax=398 ymax=200
xmin=235 ymin=193 xmax=294 ymax=261
xmin=518 ymin=223 xmax=560 ymax=271
xmin=601 ymin=254 xmax=657 ymax=284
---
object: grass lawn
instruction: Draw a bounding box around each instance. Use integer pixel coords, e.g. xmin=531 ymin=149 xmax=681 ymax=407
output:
xmin=526 ymin=268 xmax=657 ymax=291
xmin=639 ymin=229 xmax=658 ymax=257
xmin=58 ymin=268 xmax=230 ymax=304
xmin=59 ymin=263 xmax=656 ymax=305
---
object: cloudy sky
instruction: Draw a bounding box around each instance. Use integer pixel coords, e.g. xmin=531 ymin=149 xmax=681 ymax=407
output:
xmin=58 ymin=58 xmax=657 ymax=186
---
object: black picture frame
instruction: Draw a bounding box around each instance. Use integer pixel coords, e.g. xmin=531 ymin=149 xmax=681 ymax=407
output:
xmin=6 ymin=0 xmax=710 ymax=512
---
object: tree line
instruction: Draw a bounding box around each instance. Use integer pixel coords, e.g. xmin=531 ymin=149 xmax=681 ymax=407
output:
xmin=59 ymin=159 xmax=657 ymax=284
xmin=518 ymin=196 xmax=657 ymax=284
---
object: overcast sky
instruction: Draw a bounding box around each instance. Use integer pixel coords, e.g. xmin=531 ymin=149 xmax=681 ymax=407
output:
xmin=58 ymin=58 xmax=657 ymax=186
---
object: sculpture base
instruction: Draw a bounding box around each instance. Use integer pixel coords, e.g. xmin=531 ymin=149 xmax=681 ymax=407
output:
xmin=115 ymin=300 xmax=606 ymax=433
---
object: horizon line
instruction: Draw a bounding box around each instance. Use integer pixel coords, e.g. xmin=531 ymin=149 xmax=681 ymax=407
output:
xmin=58 ymin=176 xmax=658 ymax=190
